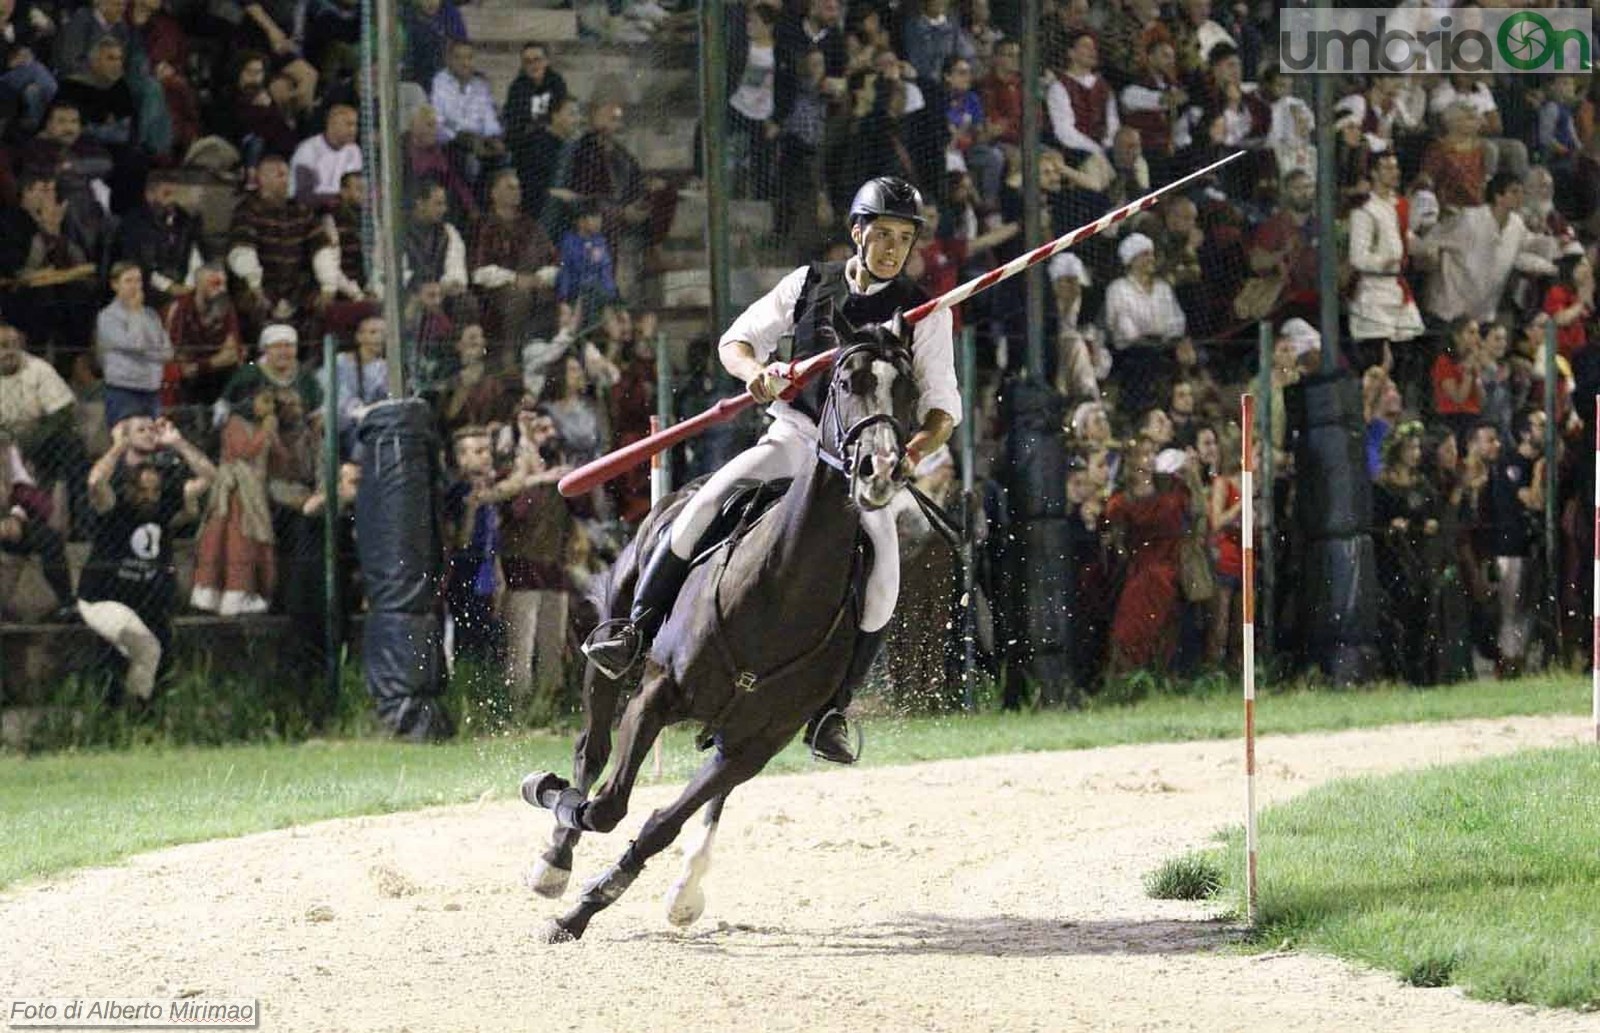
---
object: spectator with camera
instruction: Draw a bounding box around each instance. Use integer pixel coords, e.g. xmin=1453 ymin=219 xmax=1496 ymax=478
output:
xmin=487 ymin=403 xmax=574 ymax=714
xmin=443 ymin=424 xmax=505 ymax=665
xmin=78 ymin=415 xmax=214 ymax=706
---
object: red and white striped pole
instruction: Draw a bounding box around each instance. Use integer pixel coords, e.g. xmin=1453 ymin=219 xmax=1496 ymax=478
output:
xmin=1241 ymin=395 xmax=1259 ymax=925
xmin=1592 ymin=397 xmax=1598 ymax=744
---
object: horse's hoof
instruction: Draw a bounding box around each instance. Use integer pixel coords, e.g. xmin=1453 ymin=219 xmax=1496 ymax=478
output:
xmin=525 ymin=857 xmax=572 ymax=899
xmin=521 ymin=771 xmax=568 ymax=809
xmin=664 ymin=878 xmax=706 ymax=927
xmin=540 ymin=919 xmax=578 ymax=945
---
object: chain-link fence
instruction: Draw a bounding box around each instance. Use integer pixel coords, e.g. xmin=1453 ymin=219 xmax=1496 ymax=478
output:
xmin=1 ymin=0 xmax=1594 ymax=747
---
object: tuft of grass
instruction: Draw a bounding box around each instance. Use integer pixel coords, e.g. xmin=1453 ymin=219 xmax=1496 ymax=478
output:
xmin=0 ymin=673 xmax=1587 ymax=892
xmin=1210 ymin=746 xmax=1600 ymax=1011
xmin=1144 ymin=851 xmax=1224 ymax=900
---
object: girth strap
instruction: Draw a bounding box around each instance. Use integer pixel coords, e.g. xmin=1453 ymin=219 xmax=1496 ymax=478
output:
xmin=697 ymin=532 xmax=866 ymax=746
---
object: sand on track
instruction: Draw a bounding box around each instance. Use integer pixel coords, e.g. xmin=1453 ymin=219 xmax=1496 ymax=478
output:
xmin=5 ymin=715 xmax=1599 ymax=1033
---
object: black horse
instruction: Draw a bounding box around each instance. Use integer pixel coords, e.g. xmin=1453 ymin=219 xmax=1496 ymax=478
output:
xmin=522 ymin=329 xmax=919 ymax=942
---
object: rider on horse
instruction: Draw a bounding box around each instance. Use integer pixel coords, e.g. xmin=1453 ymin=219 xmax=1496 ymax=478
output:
xmin=581 ymin=175 xmax=960 ymax=763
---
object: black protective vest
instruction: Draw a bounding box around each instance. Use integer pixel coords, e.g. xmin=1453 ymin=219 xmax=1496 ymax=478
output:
xmin=783 ymin=261 xmax=927 ymax=422
xmin=786 ymin=261 xmax=927 ymax=362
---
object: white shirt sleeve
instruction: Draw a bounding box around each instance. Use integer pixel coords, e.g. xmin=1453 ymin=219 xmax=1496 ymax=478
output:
xmin=718 ymin=265 xmax=811 ymax=362
xmin=910 ymin=306 xmax=961 ymax=427
xmin=1105 ymin=279 xmax=1138 ymax=346
xmin=1158 ymin=282 xmax=1187 ymax=339
xmin=442 ymin=224 xmax=468 ymax=292
xmin=1046 ymin=79 xmax=1102 ymax=156
xmin=1120 ymin=82 xmax=1164 ymax=115
xmin=1347 ymin=205 xmax=1386 ymax=274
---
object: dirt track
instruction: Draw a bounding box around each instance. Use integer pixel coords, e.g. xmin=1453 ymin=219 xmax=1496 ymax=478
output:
xmin=5 ymin=716 xmax=1599 ymax=1033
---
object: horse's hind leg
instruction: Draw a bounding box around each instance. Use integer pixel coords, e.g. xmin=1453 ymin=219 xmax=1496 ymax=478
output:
xmin=525 ymin=665 xmax=628 ymax=898
xmin=544 ymin=747 xmax=766 ymax=943
xmin=664 ymin=793 xmax=726 ymax=927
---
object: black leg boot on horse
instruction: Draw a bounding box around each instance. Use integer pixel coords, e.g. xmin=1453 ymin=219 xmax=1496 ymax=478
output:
xmin=804 ymin=627 xmax=883 ymax=764
xmin=582 ymin=533 xmax=692 ymax=679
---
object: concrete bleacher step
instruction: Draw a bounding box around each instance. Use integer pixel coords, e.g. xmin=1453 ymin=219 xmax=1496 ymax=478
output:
xmin=660 ymin=266 xmax=792 ymax=311
xmin=669 ymin=192 xmax=774 ymax=241
xmin=460 ymin=6 xmax=578 ymax=46
xmin=618 ymin=120 xmax=697 ymax=173
xmin=475 ymin=49 xmax=696 ymax=110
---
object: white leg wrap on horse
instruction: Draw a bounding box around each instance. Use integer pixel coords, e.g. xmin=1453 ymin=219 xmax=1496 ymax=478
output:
xmin=665 ymin=815 xmax=718 ymax=927
xmin=859 ymin=507 xmax=900 ymax=633
xmin=667 ymin=416 xmax=817 ymax=560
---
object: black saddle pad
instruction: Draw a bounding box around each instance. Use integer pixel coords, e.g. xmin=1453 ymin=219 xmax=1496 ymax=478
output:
xmin=690 ymin=477 xmax=794 ymax=563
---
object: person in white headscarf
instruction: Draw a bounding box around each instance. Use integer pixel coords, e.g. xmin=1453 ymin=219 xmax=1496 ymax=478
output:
xmin=1104 ymin=232 xmax=1187 ymax=413
xmin=1050 ymin=250 xmax=1108 ymax=399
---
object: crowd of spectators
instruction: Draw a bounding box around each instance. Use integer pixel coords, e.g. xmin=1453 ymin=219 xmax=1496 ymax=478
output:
xmin=698 ymin=0 xmax=1600 ymax=693
xmin=2 ymin=0 xmax=1599 ymax=719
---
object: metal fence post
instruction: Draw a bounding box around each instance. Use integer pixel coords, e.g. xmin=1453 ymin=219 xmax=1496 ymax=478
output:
xmin=372 ymin=0 xmax=405 ymax=398
xmin=1020 ymin=0 xmax=1044 ymax=381
xmin=699 ymin=0 xmax=732 ymax=337
xmin=1544 ymin=317 xmax=1561 ymax=659
xmin=958 ymin=325 xmax=978 ymax=710
xmin=1256 ymin=321 xmax=1275 ymax=673
xmin=323 ymin=334 xmax=341 ymax=708
xmin=655 ymin=330 xmax=673 ymax=495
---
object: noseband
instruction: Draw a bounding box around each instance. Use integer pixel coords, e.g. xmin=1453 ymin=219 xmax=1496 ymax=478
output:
xmin=817 ymin=341 xmax=912 ymax=490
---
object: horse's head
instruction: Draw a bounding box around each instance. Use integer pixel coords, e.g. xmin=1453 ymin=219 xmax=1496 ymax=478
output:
xmin=819 ymin=314 xmax=918 ymax=512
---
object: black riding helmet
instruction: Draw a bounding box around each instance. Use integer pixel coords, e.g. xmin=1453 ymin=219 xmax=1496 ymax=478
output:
xmin=848 ymin=176 xmax=925 ymax=281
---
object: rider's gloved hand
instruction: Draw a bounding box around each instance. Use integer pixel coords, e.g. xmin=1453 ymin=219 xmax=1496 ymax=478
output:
xmin=746 ymin=362 xmax=795 ymax=405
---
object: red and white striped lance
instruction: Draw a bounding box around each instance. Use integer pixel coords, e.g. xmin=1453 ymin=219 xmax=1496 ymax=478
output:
xmin=902 ymin=149 xmax=1248 ymax=326
xmin=558 ymin=150 xmax=1247 ymax=498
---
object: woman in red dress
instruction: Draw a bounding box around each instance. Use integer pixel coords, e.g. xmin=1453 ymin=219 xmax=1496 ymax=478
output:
xmin=1207 ymin=423 xmax=1245 ymax=667
xmin=1105 ymin=445 xmax=1189 ymax=673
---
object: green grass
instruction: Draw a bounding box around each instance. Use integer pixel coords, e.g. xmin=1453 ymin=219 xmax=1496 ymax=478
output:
xmin=1145 ymin=851 xmax=1226 ymax=900
xmin=1205 ymin=746 xmax=1600 ymax=1010
xmin=0 ymin=673 xmax=1587 ymax=892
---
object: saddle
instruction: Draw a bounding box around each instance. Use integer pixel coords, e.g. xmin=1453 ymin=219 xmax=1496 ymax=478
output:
xmin=686 ymin=477 xmax=794 ymax=565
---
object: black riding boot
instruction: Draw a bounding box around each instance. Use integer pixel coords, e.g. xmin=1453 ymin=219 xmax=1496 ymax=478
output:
xmin=582 ymin=534 xmax=692 ymax=679
xmin=805 ymin=628 xmax=883 ymax=764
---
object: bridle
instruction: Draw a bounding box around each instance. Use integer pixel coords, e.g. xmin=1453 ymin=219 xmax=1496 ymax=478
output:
xmin=816 ymin=340 xmax=913 ymax=506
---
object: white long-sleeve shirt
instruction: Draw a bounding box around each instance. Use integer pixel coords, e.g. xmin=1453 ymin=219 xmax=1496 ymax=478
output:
xmin=720 ymin=259 xmax=962 ymax=427
xmin=1415 ymin=205 xmax=1557 ymax=323
xmin=1347 ymin=193 xmax=1424 ymax=342
xmin=1045 ymin=74 xmax=1118 ymax=156
xmin=400 ymin=222 xmax=469 ymax=294
xmin=1103 ymin=274 xmax=1186 ymax=348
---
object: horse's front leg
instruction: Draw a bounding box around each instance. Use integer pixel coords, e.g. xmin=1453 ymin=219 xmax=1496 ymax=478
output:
xmin=544 ymin=747 xmax=765 ymax=943
xmin=524 ymin=667 xmax=673 ymax=835
xmin=525 ymin=662 xmax=628 ymax=898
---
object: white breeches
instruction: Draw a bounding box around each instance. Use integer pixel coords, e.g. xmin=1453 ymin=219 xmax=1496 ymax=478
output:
xmin=667 ymin=415 xmax=900 ymax=633
xmin=77 ymin=599 xmax=162 ymax=700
